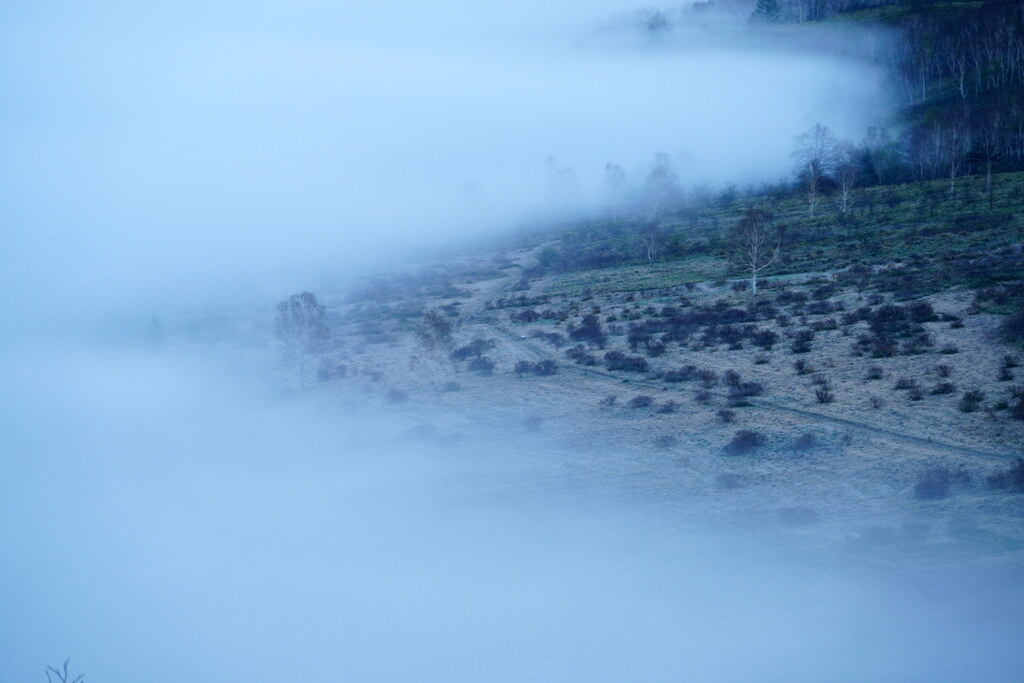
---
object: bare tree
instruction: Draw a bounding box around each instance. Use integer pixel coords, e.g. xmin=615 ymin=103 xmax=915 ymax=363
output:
xmin=274 ymin=291 xmax=328 ymax=387
xmin=731 ymin=208 xmax=782 ymax=297
xmin=46 ymin=659 xmax=84 ymax=683
xmin=792 ymin=123 xmax=838 ymax=217
xmin=834 ymin=141 xmax=861 ymax=216
xmin=638 ymin=223 xmax=665 ymax=263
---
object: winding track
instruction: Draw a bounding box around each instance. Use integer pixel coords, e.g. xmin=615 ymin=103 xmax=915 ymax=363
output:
xmin=488 ymin=322 xmax=1021 ymax=464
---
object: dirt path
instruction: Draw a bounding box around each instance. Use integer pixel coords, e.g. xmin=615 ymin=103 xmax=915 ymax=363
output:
xmin=488 ymin=322 xmax=1020 ymax=464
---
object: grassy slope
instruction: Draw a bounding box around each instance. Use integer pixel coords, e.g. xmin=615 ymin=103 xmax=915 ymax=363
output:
xmin=536 ymin=172 xmax=1023 ymax=299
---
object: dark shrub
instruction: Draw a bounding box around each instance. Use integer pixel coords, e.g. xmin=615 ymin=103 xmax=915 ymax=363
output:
xmin=514 ymin=360 xmax=535 ymax=377
xmin=866 ymin=365 xmax=883 ymax=380
xmin=987 ymin=459 xmax=1024 ymax=492
xmin=697 ymin=369 xmax=718 ymax=387
xmin=468 ymin=356 xmax=496 ymax=375
xmin=725 ymin=430 xmax=765 ymax=455
xmin=794 ymin=359 xmax=813 ymax=375
xmin=451 ymin=338 xmax=496 ymax=360
xmin=628 ymin=395 xmax=654 ymax=408
xmin=754 ymin=353 xmax=770 ymax=365
xmin=1010 ymin=398 xmax=1024 ymax=421
xmin=533 ymin=359 xmax=558 ymax=376
xmin=931 ymin=382 xmax=955 ymax=395
xmin=568 ymin=314 xmax=608 ymax=349
xmin=998 ymin=367 xmax=1014 ymax=382
xmin=815 ymin=387 xmax=835 ymax=404
xmin=753 ymin=329 xmax=778 ymax=350
xmin=1005 ymin=354 xmax=1021 ymax=369
xmin=869 ymin=396 xmax=885 ymax=409
xmin=914 ymin=467 xmax=951 ymax=500
xmin=907 ymin=302 xmax=938 ymax=323
xmin=604 ymin=351 xmax=650 ymax=373
xmin=791 ymin=329 xmax=815 ymax=354
xmin=663 ymin=365 xmax=699 ymax=383
xmin=717 ymin=409 xmax=736 ymax=423
xmin=598 ymin=395 xmax=617 ymax=408
xmin=894 ymin=377 xmax=917 ymax=390
xmin=999 ymin=313 xmax=1024 ymax=345
xmin=936 ymin=363 xmax=952 ymax=378
xmin=908 ymin=386 xmax=924 ymax=401
xmin=656 ymin=400 xmax=678 ymax=414
xmin=565 ymin=344 xmax=599 ymax=366
xmin=724 ymin=370 xmax=742 ymax=387
xmin=939 ymin=344 xmax=959 ymax=355
xmin=958 ymin=389 xmax=985 ymax=413
xmin=510 ymin=308 xmax=541 ymax=323
xmin=694 ymin=389 xmax=713 ymax=404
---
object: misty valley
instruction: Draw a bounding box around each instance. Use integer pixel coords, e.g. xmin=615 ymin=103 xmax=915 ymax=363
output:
xmin=3 ymin=0 xmax=1024 ymax=681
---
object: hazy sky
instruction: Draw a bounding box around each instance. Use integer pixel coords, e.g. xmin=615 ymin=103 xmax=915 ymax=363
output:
xmin=0 ymin=1 xmax=886 ymax=321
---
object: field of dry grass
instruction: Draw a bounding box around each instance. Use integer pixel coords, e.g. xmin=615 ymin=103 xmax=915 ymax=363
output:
xmin=293 ymin=238 xmax=1024 ymax=572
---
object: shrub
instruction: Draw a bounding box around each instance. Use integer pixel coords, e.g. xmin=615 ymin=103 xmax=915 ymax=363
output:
xmin=628 ymin=395 xmax=654 ymax=408
xmin=725 ymin=430 xmax=765 ymax=455
xmin=752 ymin=329 xmax=778 ymax=350
xmin=565 ymin=344 xmax=599 ymax=366
xmin=533 ymin=359 xmax=557 ymax=376
xmin=908 ymin=386 xmax=924 ymax=401
xmin=958 ymin=389 xmax=985 ymax=413
xmin=451 ymin=338 xmax=496 ymax=360
xmin=724 ymin=370 xmax=742 ymax=387
xmin=663 ymin=365 xmax=698 ymax=383
xmin=794 ymin=360 xmax=813 ymax=375
xmin=697 ymin=369 xmax=718 ymax=387
xmin=656 ymin=400 xmax=678 ymax=414
xmin=815 ymin=387 xmax=835 ymax=404
xmin=987 ymin=459 xmax=1024 ymax=492
xmin=386 ymin=388 xmax=409 ymax=404
xmin=514 ymin=360 xmax=535 ymax=377
xmin=793 ymin=433 xmax=816 ymax=450
xmin=568 ymin=314 xmax=608 ymax=349
xmin=931 ymin=381 xmax=955 ymax=395
xmin=604 ymin=351 xmax=650 ymax=373
xmin=598 ymin=395 xmax=617 ymax=408
xmin=1010 ymin=398 xmax=1024 ymax=421
xmin=936 ymin=363 xmax=952 ymax=378
xmin=790 ymin=329 xmax=815 ymax=354
xmin=717 ymin=409 xmax=736 ymax=423
xmin=939 ymin=344 xmax=959 ymax=354
xmin=894 ymin=377 xmax=917 ymax=390
xmin=865 ymin=365 xmax=884 ymax=380
xmin=869 ymin=395 xmax=885 ymax=409
xmin=468 ymin=356 xmax=496 ymax=375
xmin=694 ymin=389 xmax=713 ymax=404
xmin=1004 ymin=354 xmax=1021 ymax=369
xmin=754 ymin=353 xmax=770 ymax=365
xmin=914 ymin=467 xmax=951 ymax=500
xmin=999 ymin=313 xmax=1024 ymax=345
xmin=998 ymin=366 xmax=1014 ymax=382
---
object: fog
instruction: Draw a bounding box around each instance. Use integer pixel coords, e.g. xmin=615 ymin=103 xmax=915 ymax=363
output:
xmin=3 ymin=343 xmax=1023 ymax=682
xmin=1 ymin=0 xmax=886 ymax=320
xmin=4 ymin=2 xmax=1021 ymax=681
